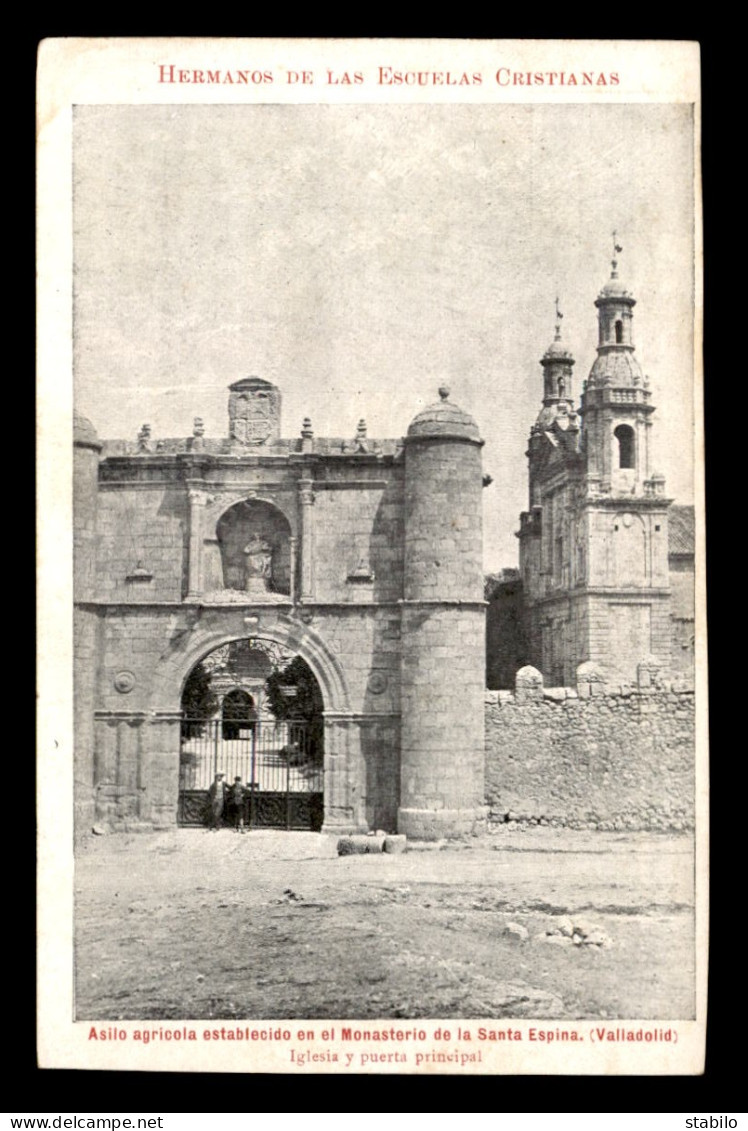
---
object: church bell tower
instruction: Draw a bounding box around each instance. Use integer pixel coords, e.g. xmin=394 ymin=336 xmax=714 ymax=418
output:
xmin=581 ymin=237 xmax=657 ymax=495
xmin=519 ymin=240 xmax=674 ymax=685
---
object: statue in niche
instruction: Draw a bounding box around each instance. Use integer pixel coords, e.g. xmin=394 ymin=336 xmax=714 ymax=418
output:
xmin=243 ymin=533 xmax=273 ymax=593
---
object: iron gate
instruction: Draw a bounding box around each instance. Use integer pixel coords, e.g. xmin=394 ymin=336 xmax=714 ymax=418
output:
xmin=178 ymin=718 xmax=323 ymax=830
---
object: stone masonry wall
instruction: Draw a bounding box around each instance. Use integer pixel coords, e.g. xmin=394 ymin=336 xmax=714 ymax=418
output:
xmin=95 ymin=486 xmax=187 ymax=601
xmin=313 ymin=474 xmax=404 ymax=604
xmin=485 ymin=663 xmax=694 ymax=831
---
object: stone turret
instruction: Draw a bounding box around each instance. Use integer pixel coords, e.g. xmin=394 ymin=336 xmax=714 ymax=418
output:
xmin=74 ymin=411 xmax=102 ymax=601
xmin=74 ymin=410 xmax=102 ymax=838
xmin=398 ymin=386 xmax=487 ymax=839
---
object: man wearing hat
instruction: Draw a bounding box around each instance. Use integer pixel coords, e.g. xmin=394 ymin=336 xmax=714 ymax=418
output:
xmin=207 ymin=772 xmax=226 ymax=830
xmin=227 ymin=776 xmax=247 ymax=833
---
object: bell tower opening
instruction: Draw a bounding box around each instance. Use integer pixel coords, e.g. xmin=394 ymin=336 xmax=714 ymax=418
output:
xmin=614 ymin=424 xmax=636 ymax=470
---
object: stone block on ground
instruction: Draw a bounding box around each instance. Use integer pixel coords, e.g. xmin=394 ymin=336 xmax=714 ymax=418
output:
xmin=536 ymin=932 xmax=572 ymax=947
xmin=503 ymin=921 xmax=529 ymax=942
xmin=582 ymin=929 xmax=613 ymax=948
xmin=557 ymin=915 xmax=575 ymax=937
xmin=573 ymin=917 xmax=601 ymax=939
xmin=337 ymin=835 xmax=386 ymax=856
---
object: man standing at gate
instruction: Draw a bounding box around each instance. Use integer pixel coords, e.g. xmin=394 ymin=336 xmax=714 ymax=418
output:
xmin=228 ymin=775 xmax=247 ymax=833
xmin=208 ymin=772 xmax=227 ymax=830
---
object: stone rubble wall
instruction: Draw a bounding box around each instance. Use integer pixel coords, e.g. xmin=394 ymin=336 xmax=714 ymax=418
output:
xmin=484 ymin=663 xmax=695 ymax=831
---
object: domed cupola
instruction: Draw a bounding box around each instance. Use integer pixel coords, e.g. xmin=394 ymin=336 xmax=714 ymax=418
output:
xmin=588 ymin=235 xmax=643 ymax=388
xmin=74 ymin=409 xmax=102 ymax=451
xmin=579 ymin=237 xmax=660 ymax=495
xmin=533 ymin=299 xmax=577 ymax=433
xmin=407 ymin=385 xmax=481 ymax=443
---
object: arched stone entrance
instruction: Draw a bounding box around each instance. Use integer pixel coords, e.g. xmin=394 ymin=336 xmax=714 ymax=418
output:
xmin=144 ymin=611 xmax=355 ymax=832
xmin=177 ymin=638 xmax=323 ymax=829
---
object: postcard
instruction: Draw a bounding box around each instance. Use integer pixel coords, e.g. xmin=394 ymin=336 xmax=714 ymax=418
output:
xmin=37 ymin=37 xmax=705 ymax=1074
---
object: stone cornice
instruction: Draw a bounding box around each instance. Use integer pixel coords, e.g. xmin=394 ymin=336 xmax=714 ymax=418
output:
xmin=100 ymin=450 xmax=399 ymax=472
xmin=399 ymin=599 xmax=488 ymax=608
xmin=322 ymin=711 xmax=401 ymax=722
xmin=580 ymin=496 xmax=673 ymax=509
xmin=526 ymin=587 xmax=672 ymax=608
xmin=75 ymin=599 xmax=406 ymax=611
xmin=403 ymin=432 xmax=484 ymax=448
xmin=94 ymin=710 xmax=149 ymax=719
xmin=312 ymin=479 xmax=390 ymax=490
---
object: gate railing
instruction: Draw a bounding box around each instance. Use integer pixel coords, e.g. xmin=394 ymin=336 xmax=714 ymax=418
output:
xmin=178 ymin=717 xmax=323 ymax=829
xmin=179 ymin=717 xmax=322 ymax=792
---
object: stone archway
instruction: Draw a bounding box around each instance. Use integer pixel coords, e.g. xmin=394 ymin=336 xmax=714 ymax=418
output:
xmin=153 ymin=614 xmax=350 ymax=716
xmin=144 ymin=612 xmax=354 ymax=831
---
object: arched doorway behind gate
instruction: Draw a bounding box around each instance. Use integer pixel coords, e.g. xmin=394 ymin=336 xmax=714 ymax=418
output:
xmin=221 ymin=689 xmax=256 ymax=740
xmin=178 ymin=638 xmax=324 ymax=830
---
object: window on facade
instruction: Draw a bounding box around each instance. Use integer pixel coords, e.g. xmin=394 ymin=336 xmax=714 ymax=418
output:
xmin=614 ymin=424 xmax=635 ymax=470
xmin=615 ymin=319 xmax=623 ymax=344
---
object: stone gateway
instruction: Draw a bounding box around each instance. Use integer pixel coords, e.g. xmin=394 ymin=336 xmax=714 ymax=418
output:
xmin=74 ymin=378 xmax=487 ymax=838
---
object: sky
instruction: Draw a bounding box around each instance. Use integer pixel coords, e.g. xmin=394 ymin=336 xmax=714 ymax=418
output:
xmin=73 ymin=102 xmax=697 ymax=569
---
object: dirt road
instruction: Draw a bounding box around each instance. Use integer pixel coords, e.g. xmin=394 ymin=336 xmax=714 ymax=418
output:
xmin=74 ymin=827 xmax=695 ymax=1021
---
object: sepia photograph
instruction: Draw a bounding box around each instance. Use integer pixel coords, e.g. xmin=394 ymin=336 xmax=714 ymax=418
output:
xmin=38 ymin=38 xmax=704 ymax=1074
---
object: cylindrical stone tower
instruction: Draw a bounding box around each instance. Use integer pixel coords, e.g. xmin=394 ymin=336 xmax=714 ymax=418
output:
xmin=74 ymin=410 xmax=102 ymax=838
xmin=398 ymin=386 xmax=487 ymax=839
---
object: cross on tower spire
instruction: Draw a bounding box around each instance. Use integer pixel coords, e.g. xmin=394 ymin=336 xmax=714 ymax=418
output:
xmin=554 ymin=296 xmax=564 ymax=341
xmin=611 ymin=230 xmax=623 ymax=278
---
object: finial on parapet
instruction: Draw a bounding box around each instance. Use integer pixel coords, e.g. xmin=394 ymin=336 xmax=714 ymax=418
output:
xmin=137 ymin=424 xmax=152 ymax=452
xmin=438 ymin=385 xmax=450 ymax=401
xmin=189 ymin=417 xmax=205 ymax=451
xmin=301 ymin=417 xmax=314 ymax=453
